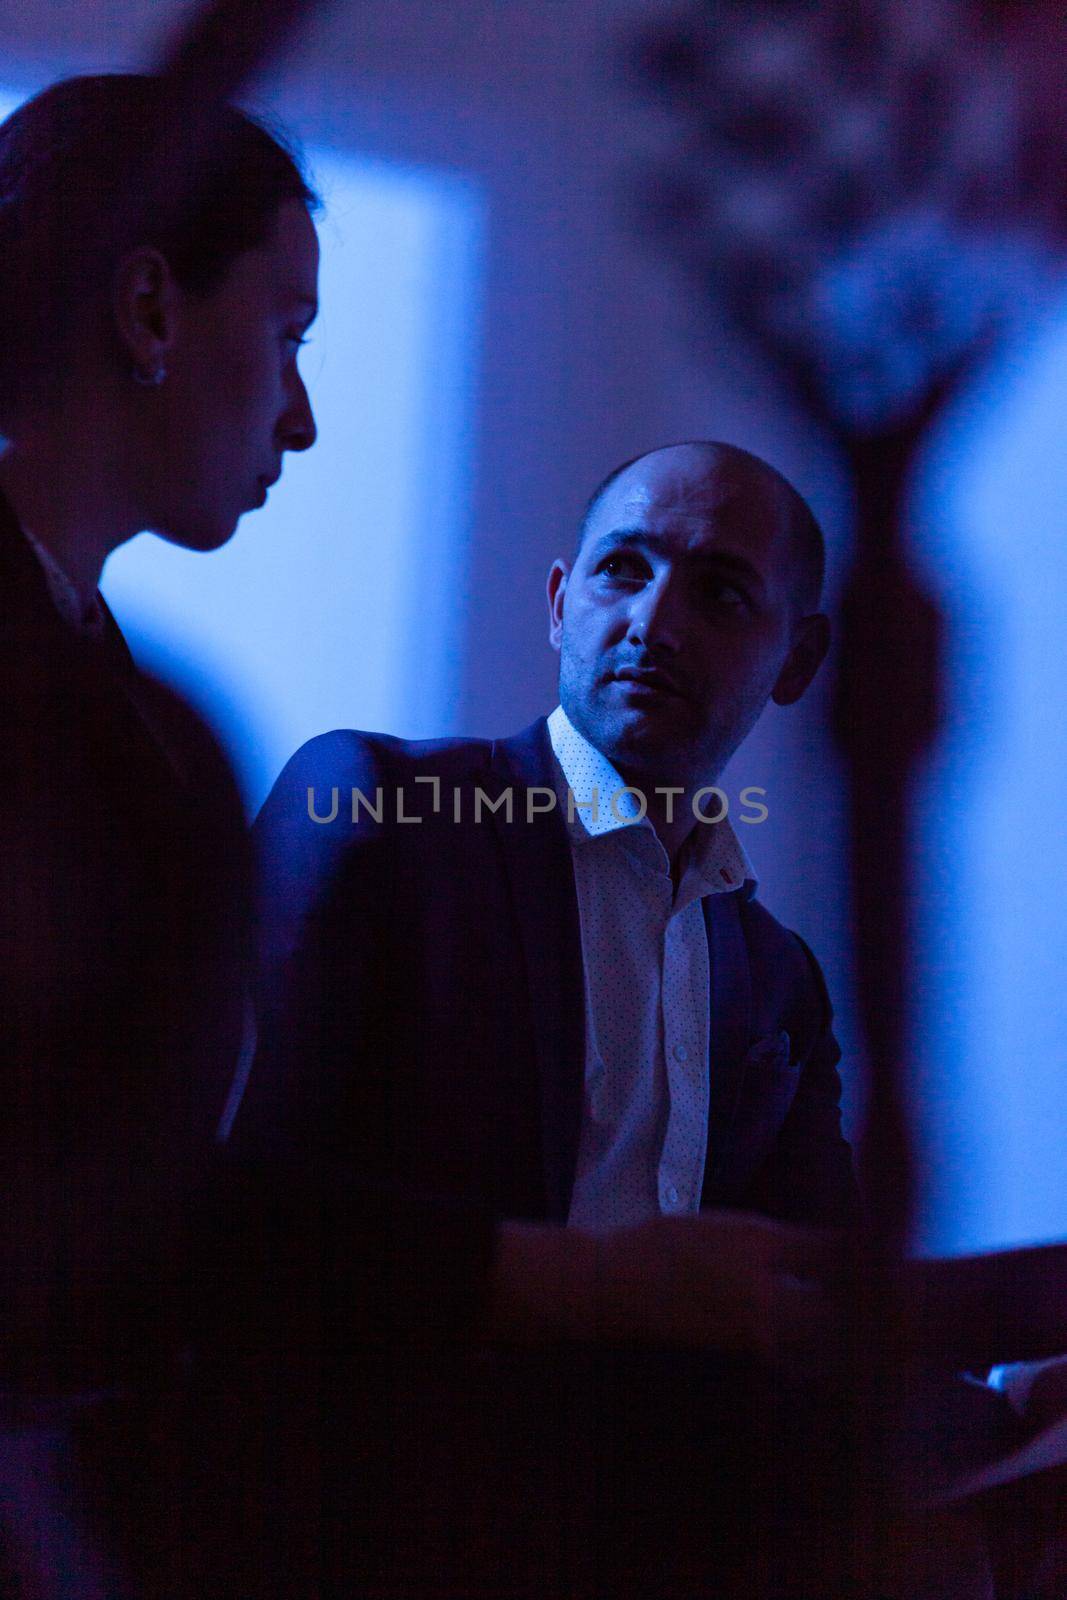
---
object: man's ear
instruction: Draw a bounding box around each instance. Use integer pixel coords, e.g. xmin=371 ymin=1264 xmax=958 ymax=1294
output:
xmin=771 ymin=613 xmax=831 ymax=706
xmin=112 ymin=247 xmax=180 ymax=376
xmin=547 ymin=559 xmax=569 ymax=652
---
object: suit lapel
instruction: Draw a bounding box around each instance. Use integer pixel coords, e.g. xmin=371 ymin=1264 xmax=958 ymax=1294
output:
xmin=703 ymin=890 xmax=753 ymax=1193
xmin=489 ymin=720 xmax=585 ymax=1224
xmin=100 ymin=609 xmax=200 ymax=796
xmin=96 ymin=594 xmax=137 ymax=676
xmin=0 ymin=485 xmax=63 ymax=631
xmin=0 ymin=485 xmax=194 ymax=795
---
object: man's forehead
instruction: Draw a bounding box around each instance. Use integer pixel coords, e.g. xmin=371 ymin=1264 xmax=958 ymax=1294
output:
xmin=593 ymin=451 xmax=787 ymax=549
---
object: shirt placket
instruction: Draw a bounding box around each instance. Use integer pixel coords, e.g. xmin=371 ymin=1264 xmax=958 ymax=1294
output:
xmin=657 ymin=900 xmax=711 ymax=1215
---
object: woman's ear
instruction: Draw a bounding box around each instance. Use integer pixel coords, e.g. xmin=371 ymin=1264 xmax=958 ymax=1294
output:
xmin=112 ymin=247 xmax=179 ymax=381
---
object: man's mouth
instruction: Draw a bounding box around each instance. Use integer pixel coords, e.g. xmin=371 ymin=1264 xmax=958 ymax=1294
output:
xmin=610 ymin=667 xmax=686 ymax=699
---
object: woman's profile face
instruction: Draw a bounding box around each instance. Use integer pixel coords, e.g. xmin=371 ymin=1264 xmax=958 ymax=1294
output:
xmin=147 ymin=198 xmax=320 ymax=551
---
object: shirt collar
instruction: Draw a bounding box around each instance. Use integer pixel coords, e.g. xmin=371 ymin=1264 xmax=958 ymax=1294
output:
xmin=20 ymin=525 xmax=106 ymax=641
xmin=546 ymin=704 xmax=756 ymax=895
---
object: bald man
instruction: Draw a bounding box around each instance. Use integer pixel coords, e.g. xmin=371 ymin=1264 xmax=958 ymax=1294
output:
xmin=239 ymin=441 xmax=859 ymax=1597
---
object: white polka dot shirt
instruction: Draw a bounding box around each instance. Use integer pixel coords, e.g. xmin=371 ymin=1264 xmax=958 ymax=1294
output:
xmin=547 ymin=705 xmax=755 ymax=1233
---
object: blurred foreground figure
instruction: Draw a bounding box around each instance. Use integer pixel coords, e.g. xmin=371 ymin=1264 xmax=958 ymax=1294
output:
xmin=0 ymin=73 xmax=319 ymax=1594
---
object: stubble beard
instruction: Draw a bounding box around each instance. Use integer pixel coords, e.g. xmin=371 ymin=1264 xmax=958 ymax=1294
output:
xmin=558 ymin=651 xmax=772 ymax=797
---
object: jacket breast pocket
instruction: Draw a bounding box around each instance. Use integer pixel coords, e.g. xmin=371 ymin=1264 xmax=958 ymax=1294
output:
xmin=711 ymin=1030 xmax=800 ymax=1192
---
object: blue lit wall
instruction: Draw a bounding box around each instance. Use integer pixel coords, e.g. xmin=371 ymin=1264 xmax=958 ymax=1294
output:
xmin=908 ymin=298 xmax=1067 ymax=1254
xmin=87 ymin=131 xmax=482 ymax=814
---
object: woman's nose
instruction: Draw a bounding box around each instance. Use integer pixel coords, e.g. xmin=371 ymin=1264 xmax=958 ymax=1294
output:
xmin=280 ymin=374 xmax=317 ymax=454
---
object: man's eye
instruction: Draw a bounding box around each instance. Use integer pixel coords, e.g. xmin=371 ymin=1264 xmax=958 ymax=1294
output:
xmin=600 ymin=553 xmax=647 ymax=581
xmin=705 ymin=580 xmax=748 ymax=610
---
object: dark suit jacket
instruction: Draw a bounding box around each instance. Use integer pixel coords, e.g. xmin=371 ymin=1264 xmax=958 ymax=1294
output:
xmin=0 ymin=486 xmax=247 ymax=1389
xmin=238 ymin=718 xmax=858 ymax=1350
xmin=243 ymin=730 xmax=1041 ymax=1600
xmin=0 ymin=487 xmax=261 ymax=1596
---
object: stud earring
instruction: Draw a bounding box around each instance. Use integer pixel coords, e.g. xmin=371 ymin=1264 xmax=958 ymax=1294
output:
xmin=132 ymin=364 xmax=167 ymax=387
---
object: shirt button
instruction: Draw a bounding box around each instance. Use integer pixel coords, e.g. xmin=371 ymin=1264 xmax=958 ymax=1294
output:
xmin=673 ymin=1043 xmax=689 ymax=1062
xmin=663 ymin=1184 xmax=680 ymax=1209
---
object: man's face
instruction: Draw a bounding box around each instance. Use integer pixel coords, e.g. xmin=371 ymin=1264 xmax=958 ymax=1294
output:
xmin=548 ymin=445 xmax=823 ymax=788
xmin=148 ymin=198 xmax=320 ymax=550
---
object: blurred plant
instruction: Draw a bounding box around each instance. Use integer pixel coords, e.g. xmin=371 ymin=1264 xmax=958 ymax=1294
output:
xmin=636 ymin=0 xmax=1060 ymax=435
xmin=633 ymin=7 xmax=1067 ymax=1583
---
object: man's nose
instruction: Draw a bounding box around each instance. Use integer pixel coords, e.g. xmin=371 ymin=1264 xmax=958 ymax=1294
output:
xmin=628 ymin=574 xmax=682 ymax=652
xmin=279 ymin=373 xmax=317 ymax=454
